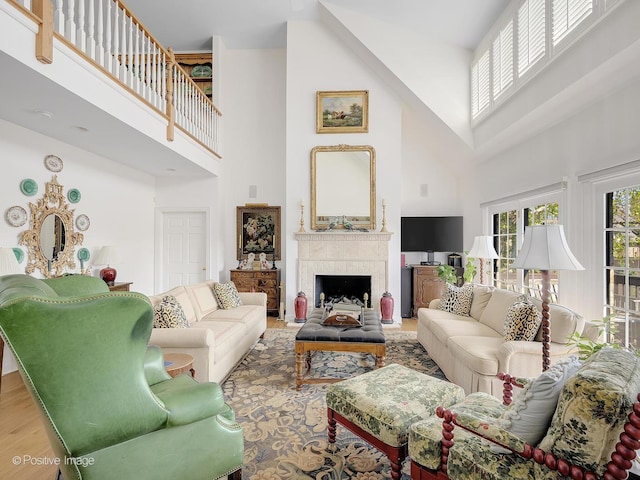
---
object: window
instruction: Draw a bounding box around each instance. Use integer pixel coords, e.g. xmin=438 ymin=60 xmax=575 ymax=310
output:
xmin=518 ymin=0 xmax=547 ymax=77
xmin=492 ymin=20 xmax=514 ymax=100
xmin=604 ymin=187 xmax=640 ymax=349
xmin=471 ymin=50 xmax=490 ymax=117
xmin=491 ymin=201 xmax=560 ymax=299
xmin=552 ymin=0 xmax=593 ymax=46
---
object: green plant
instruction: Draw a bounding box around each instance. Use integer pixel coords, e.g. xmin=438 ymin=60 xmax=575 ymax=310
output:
xmin=463 ymin=254 xmax=477 ymax=284
xmin=436 ymin=265 xmax=457 ymax=284
xmin=567 ymin=316 xmax=620 ymax=360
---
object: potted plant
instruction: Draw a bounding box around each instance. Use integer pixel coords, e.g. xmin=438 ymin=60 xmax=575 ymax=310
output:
xmin=463 ymin=254 xmax=477 ymax=284
xmin=567 ymin=316 xmax=638 ymax=360
xmin=436 ymin=265 xmax=457 ymax=284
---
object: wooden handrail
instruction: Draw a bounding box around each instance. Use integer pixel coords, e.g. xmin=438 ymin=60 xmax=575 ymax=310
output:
xmin=5 ymin=0 xmax=221 ymax=158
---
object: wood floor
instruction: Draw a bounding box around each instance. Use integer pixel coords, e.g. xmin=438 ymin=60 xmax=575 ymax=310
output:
xmin=0 ymin=317 xmax=417 ymax=480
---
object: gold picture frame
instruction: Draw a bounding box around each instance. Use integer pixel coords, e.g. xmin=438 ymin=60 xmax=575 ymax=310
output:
xmin=236 ymin=205 xmax=281 ymax=260
xmin=316 ymin=90 xmax=369 ymax=134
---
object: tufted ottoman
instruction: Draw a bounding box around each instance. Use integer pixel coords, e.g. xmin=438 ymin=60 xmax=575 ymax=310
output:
xmin=326 ymin=363 xmax=465 ymax=480
xmin=295 ymin=308 xmax=386 ymax=390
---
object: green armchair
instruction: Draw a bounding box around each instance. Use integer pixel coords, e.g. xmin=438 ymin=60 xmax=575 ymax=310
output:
xmin=0 ymin=274 xmax=243 ymax=480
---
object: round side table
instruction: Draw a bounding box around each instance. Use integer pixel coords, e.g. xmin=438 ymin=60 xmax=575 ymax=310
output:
xmin=164 ymin=353 xmax=195 ymax=378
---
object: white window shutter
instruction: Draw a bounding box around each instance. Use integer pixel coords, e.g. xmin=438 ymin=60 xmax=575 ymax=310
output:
xmin=518 ymin=0 xmax=546 ymax=77
xmin=471 ymin=50 xmax=490 ymax=118
xmin=493 ymin=20 xmax=514 ymax=100
xmin=552 ymin=0 xmax=593 ymax=46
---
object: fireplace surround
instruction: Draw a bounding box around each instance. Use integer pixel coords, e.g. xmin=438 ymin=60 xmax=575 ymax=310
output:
xmin=295 ymin=231 xmax=392 ymax=317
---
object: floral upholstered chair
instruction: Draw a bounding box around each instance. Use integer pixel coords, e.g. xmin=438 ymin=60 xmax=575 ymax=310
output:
xmin=409 ymin=347 xmax=640 ymax=480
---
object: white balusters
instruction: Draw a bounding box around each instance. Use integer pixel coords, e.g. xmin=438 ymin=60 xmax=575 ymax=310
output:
xmin=87 ymin=0 xmax=95 ymax=59
xmin=54 ymin=0 xmax=63 ymax=35
xmin=76 ymin=0 xmax=85 ymax=52
xmin=65 ymin=0 xmax=76 ymax=43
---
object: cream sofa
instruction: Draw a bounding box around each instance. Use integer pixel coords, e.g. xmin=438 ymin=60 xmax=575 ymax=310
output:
xmin=147 ymin=281 xmax=267 ymax=384
xmin=417 ymin=286 xmax=585 ymax=397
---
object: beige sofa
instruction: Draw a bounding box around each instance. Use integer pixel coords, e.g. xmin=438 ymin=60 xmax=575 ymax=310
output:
xmin=147 ymin=281 xmax=267 ymax=383
xmin=417 ymin=286 xmax=585 ymax=397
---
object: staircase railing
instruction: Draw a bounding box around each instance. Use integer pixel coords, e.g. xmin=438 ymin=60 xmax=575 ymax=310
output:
xmin=7 ymin=0 xmax=221 ymax=158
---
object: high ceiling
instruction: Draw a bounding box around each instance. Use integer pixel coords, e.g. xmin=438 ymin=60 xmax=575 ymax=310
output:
xmin=125 ymin=0 xmax=510 ymax=51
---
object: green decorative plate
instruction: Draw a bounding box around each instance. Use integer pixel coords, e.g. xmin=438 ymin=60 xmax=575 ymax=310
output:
xmin=67 ymin=188 xmax=81 ymax=203
xmin=191 ymin=64 xmax=212 ymax=77
xmin=20 ymin=178 xmax=38 ymax=196
xmin=12 ymin=247 xmax=24 ymax=264
xmin=77 ymin=247 xmax=90 ymax=262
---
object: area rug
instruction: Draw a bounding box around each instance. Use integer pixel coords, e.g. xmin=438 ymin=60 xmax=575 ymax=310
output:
xmin=221 ymin=329 xmax=446 ymax=479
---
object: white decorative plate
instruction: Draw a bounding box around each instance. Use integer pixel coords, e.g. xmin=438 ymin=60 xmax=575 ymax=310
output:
xmin=5 ymin=206 xmax=27 ymax=227
xmin=76 ymin=214 xmax=90 ymax=231
xmin=44 ymin=155 xmax=63 ymax=172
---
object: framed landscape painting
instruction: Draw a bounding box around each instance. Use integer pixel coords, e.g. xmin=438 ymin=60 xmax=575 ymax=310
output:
xmin=236 ymin=205 xmax=281 ymax=260
xmin=316 ymin=90 xmax=369 ymax=134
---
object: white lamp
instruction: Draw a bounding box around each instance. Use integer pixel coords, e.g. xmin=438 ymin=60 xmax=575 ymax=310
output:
xmin=0 ymin=248 xmax=21 ymax=276
xmin=511 ymin=224 xmax=584 ymax=371
xmin=467 ymin=235 xmax=499 ymax=284
xmin=93 ymin=246 xmax=120 ymax=285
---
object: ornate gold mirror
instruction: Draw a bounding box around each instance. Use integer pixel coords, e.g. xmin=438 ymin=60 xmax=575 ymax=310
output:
xmin=20 ymin=176 xmax=83 ymax=277
xmin=311 ymin=144 xmax=376 ymax=230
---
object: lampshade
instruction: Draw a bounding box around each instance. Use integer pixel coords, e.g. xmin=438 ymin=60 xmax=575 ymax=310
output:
xmin=93 ymin=246 xmax=120 ymax=266
xmin=0 ymin=247 xmax=21 ymax=275
xmin=511 ymin=225 xmax=584 ymax=271
xmin=467 ymin=236 xmax=499 ymax=259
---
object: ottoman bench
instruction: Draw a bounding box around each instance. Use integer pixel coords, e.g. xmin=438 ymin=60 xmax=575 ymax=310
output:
xmin=326 ymin=363 xmax=465 ymax=480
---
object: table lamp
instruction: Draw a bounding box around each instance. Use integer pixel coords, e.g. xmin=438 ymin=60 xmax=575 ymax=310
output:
xmin=93 ymin=245 xmax=120 ymax=285
xmin=467 ymin=235 xmax=499 ymax=284
xmin=511 ymin=224 xmax=584 ymax=371
xmin=0 ymin=248 xmax=21 ymax=276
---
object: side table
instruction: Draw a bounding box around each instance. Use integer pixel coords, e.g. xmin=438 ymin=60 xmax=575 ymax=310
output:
xmin=164 ymin=353 xmax=195 ymax=378
xmin=108 ymin=282 xmax=132 ymax=292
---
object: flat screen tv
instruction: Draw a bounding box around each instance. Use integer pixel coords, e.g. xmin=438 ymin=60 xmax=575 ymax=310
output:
xmin=401 ymin=216 xmax=463 ymax=253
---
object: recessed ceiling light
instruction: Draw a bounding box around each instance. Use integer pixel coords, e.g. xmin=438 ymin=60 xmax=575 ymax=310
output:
xmin=166 ymin=168 xmax=177 ymax=172
xmin=72 ymin=126 xmax=89 ymax=132
xmin=33 ymin=109 xmax=54 ymax=119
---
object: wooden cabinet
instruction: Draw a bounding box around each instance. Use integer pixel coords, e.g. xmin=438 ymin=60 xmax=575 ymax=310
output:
xmin=412 ymin=266 xmax=444 ymax=316
xmin=230 ymin=269 xmax=281 ymax=315
xmin=174 ymin=52 xmax=213 ymax=98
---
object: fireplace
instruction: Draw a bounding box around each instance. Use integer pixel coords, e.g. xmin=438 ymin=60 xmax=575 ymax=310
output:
xmin=294 ymin=231 xmax=392 ymax=317
xmin=314 ymin=274 xmax=372 ymax=308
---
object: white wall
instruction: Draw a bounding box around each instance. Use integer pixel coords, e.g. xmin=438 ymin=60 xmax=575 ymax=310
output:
xmin=0 ymin=119 xmax=156 ymax=373
xmin=217 ymin=48 xmax=287 ymax=281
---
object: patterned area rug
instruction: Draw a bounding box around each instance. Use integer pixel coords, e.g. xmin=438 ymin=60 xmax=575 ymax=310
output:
xmin=221 ymin=329 xmax=446 ymax=479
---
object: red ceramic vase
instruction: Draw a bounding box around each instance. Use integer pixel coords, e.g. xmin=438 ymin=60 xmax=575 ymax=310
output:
xmin=294 ymin=291 xmax=308 ymax=323
xmin=380 ymin=291 xmax=394 ymax=324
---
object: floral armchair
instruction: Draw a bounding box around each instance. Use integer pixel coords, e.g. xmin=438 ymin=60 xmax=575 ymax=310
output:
xmin=409 ymin=347 xmax=640 ymax=479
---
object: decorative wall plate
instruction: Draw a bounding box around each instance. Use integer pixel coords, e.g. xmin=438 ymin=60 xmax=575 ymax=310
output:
xmin=191 ymin=65 xmax=212 ymax=77
xmin=5 ymin=206 xmax=27 ymax=227
xmin=67 ymin=188 xmax=81 ymax=203
xmin=12 ymin=247 xmax=24 ymax=264
xmin=75 ymin=214 xmax=90 ymax=231
xmin=44 ymin=155 xmax=63 ymax=172
xmin=77 ymin=247 xmax=90 ymax=262
xmin=20 ymin=178 xmax=38 ymax=196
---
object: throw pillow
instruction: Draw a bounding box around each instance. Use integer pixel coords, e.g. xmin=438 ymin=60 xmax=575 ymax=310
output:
xmin=153 ymin=295 xmax=190 ymax=328
xmin=490 ymin=355 xmax=582 ymax=453
xmin=439 ymin=283 xmax=473 ymax=316
xmin=212 ymin=281 xmax=243 ymax=309
xmin=503 ymin=295 xmax=542 ymax=341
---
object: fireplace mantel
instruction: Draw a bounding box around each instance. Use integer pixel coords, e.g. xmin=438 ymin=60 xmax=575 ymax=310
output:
xmin=295 ymin=230 xmax=393 ymax=314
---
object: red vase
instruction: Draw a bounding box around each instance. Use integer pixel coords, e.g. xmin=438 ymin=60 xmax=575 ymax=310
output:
xmin=294 ymin=291 xmax=308 ymax=323
xmin=380 ymin=292 xmax=394 ymax=324
xmin=100 ymin=266 xmax=117 ymax=286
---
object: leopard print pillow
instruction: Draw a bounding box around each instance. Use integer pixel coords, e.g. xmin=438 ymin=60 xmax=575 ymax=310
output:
xmin=439 ymin=283 xmax=473 ymax=316
xmin=212 ymin=281 xmax=243 ymax=309
xmin=503 ymin=295 xmax=541 ymax=341
xmin=153 ymin=295 xmax=189 ymax=328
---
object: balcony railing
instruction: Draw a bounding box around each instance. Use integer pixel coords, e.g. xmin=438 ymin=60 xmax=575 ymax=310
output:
xmin=7 ymin=0 xmax=221 ymax=158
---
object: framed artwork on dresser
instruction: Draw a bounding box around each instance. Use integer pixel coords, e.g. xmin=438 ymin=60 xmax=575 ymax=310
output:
xmin=236 ymin=205 xmax=281 ymax=260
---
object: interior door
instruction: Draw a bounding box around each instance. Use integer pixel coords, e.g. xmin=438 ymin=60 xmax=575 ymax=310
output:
xmin=157 ymin=210 xmax=208 ymax=292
